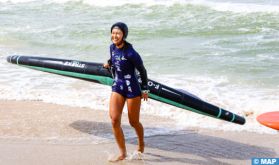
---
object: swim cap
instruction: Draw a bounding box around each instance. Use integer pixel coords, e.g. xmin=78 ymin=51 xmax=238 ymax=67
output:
xmin=111 ymin=22 xmax=128 ymax=40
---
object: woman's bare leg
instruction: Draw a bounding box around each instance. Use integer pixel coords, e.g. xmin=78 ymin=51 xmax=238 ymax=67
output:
xmin=109 ymin=92 xmax=126 ymax=160
xmin=127 ymin=96 xmax=144 ymax=153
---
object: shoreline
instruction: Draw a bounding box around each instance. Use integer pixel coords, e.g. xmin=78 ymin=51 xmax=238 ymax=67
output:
xmin=0 ymin=100 xmax=278 ymax=165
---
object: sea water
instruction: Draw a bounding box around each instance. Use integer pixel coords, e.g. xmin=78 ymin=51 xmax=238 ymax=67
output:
xmin=0 ymin=0 xmax=278 ymax=141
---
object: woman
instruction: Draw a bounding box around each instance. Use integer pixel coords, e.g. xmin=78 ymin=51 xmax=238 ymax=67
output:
xmin=103 ymin=22 xmax=149 ymax=161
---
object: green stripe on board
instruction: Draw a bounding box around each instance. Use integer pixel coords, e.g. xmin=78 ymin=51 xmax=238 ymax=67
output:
xmin=21 ymin=65 xmax=114 ymax=86
xmin=230 ymin=113 xmax=235 ymax=122
xmin=217 ymin=108 xmax=222 ymax=118
xmin=16 ymin=56 xmax=20 ymax=65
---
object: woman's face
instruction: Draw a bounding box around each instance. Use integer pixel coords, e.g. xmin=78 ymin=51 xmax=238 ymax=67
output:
xmin=111 ymin=28 xmax=124 ymax=46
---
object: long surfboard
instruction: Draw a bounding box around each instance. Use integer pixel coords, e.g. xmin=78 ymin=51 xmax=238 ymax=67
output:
xmin=7 ymin=55 xmax=245 ymax=125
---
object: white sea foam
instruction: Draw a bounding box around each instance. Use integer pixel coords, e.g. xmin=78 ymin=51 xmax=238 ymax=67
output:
xmin=1 ymin=0 xmax=279 ymax=13
xmin=193 ymin=0 xmax=279 ymax=13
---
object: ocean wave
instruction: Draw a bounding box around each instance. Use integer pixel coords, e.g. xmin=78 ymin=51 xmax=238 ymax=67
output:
xmin=1 ymin=0 xmax=279 ymax=13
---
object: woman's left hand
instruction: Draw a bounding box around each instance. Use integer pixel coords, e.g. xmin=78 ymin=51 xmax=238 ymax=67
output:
xmin=142 ymin=92 xmax=149 ymax=101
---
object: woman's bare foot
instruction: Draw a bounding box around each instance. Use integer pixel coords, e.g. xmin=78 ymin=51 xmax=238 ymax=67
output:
xmin=108 ymin=154 xmax=126 ymax=162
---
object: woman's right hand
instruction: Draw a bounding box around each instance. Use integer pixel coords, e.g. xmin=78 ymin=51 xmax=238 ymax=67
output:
xmin=103 ymin=63 xmax=110 ymax=69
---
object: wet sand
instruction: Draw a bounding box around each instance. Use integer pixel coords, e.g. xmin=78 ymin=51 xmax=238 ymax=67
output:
xmin=0 ymin=100 xmax=278 ymax=165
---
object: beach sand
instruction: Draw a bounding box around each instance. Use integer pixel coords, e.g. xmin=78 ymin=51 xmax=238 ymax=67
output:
xmin=0 ymin=100 xmax=278 ymax=165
